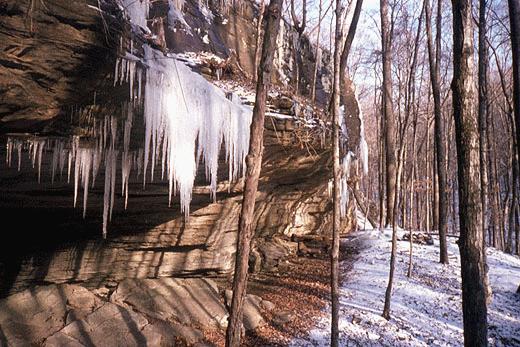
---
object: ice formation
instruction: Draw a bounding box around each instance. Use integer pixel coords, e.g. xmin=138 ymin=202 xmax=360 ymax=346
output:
xmin=354 ymin=90 xmax=369 ymax=175
xmin=6 ymin=137 xmax=23 ymax=171
xmin=336 ymin=92 xmax=370 ymax=218
xmin=168 ymin=0 xmax=189 ymax=29
xmin=120 ymin=0 xmax=150 ymax=31
xmin=340 ymin=152 xmax=354 ymax=217
xmin=140 ymin=45 xmax=252 ymax=216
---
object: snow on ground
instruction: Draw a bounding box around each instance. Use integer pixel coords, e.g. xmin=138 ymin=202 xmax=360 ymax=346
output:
xmin=292 ymin=228 xmax=520 ymax=346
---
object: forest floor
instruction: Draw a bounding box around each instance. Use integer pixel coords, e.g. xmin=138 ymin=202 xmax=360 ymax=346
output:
xmin=289 ymin=228 xmax=520 ymax=347
xmin=204 ymin=239 xmax=360 ymax=346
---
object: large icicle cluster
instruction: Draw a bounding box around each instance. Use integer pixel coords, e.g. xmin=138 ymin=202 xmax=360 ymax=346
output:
xmin=140 ymin=45 xmax=252 ymax=217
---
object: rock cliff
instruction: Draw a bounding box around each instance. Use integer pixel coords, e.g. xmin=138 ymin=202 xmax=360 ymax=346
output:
xmin=0 ymin=0 xmax=362 ymax=298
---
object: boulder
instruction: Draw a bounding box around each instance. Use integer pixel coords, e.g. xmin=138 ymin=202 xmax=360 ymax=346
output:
xmin=0 ymin=284 xmax=102 ymax=346
xmin=111 ymin=278 xmax=228 ymax=330
xmin=44 ymin=302 xmax=198 ymax=347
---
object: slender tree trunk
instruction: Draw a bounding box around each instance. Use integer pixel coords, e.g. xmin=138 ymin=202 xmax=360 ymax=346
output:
xmin=408 ymin=95 xmax=420 ymax=277
xmin=510 ymin=122 xmax=519 ymax=254
xmin=451 ymin=0 xmax=489 ymax=345
xmin=488 ymin=115 xmax=503 ymax=249
xmin=330 ymin=0 xmax=343 ymax=345
xmin=507 ymin=135 xmax=518 ymax=254
xmin=509 ymin=0 xmax=520 ymax=164
xmin=311 ymin=0 xmax=323 ymax=103
xmin=225 ymin=1 xmax=284 ymax=345
xmin=478 ymin=0 xmax=490 ymax=248
xmin=253 ymin=0 xmax=265 ymax=84
xmin=378 ymin=91 xmax=386 ymax=228
xmin=426 ymin=121 xmax=431 ymax=235
xmin=381 ymin=0 xmax=396 ymax=228
xmin=425 ymin=0 xmax=448 ymax=263
xmin=478 ymin=0 xmax=493 ymax=302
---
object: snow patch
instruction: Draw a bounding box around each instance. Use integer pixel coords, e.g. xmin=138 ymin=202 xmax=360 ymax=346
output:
xmin=292 ymin=230 xmax=520 ymax=346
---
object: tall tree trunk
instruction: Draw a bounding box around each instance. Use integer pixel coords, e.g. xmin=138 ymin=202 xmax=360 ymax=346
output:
xmin=509 ymin=155 xmax=517 ymax=253
xmin=381 ymin=0 xmax=396 ymax=228
xmin=478 ymin=0 xmax=493 ymax=303
xmin=425 ymin=0 xmax=448 ymax=263
xmin=509 ymin=0 xmax=520 ymax=164
xmin=487 ymin=115 xmax=503 ymax=249
xmin=426 ymin=121 xmax=431 ymax=235
xmin=478 ymin=0 xmax=490 ymax=248
xmin=330 ymin=1 xmax=343 ymax=345
xmin=379 ymin=106 xmax=386 ymax=228
xmin=225 ymin=1 xmax=284 ymax=345
xmin=451 ymin=0 xmax=489 ymax=345
xmin=510 ymin=123 xmax=519 ymax=254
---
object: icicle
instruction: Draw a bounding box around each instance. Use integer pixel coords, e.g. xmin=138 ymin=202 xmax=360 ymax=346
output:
xmin=27 ymin=138 xmax=46 ymax=183
xmin=103 ymin=148 xmax=117 ymax=238
xmin=339 ymin=152 xmax=354 ymax=218
xmin=81 ymin=149 xmax=91 ymax=218
xmin=17 ymin=141 xmax=22 ymax=171
xmin=129 ymin=61 xmax=135 ymax=100
xmin=6 ymin=138 xmax=12 ymax=167
xmin=67 ymin=149 xmax=73 ymax=184
xmin=121 ymin=104 xmax=133 ymax=209
xmin=141 ymin=45 xmax=252 ymax=218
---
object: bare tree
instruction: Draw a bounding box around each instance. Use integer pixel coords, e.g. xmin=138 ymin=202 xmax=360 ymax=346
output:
xmin=330 ymin=0 xmax=343 ymax=344
xmin=509 ymin=0 xmax=520 ymax=161
xmin=451 ymin=0 xmax=489 ymax=345
xmin=425 ymin=0 xmax=449 ymax=264
xmin=225 ymin=1 xmax=284 ymax=345
xmin=478 ymin=0 xmax=490 ymax=249
xmin=329 ymin=0 xmax=364 ymax=343
xmin=381 ymin=0 xmax=397 ymax=228
xmin=382 ymin=0 xmax=403 ymax=320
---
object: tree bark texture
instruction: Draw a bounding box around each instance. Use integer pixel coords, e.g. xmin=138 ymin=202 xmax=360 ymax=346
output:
xmin=330 ymin=1 xmax=343 ymax=345
xmin=381 ymin=0 xmax=396 ymax=228
xmin=451 ymin=0 xmax=489 ymax=345
xmin=225 ymin=1 xmax=284 ymax=345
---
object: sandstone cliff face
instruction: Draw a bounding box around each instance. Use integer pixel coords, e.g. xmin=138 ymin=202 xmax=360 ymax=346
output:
xmin=0 ymin=0 xmax=361 ymax=296
xmin=0 ymin=0 xmax=121 ymax=131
